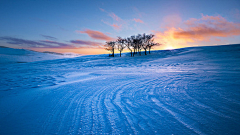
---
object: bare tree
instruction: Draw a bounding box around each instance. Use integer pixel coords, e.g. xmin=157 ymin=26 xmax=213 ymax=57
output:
xmin=126 ymin=37 xmax=133 ymax=57
xmin=116 ymin=37 xmax=126 ymax=57
xmin=136 ymin=34 xmax=143 ymax=55
xmin=141 ymin=33 xmax=151 ymax=55
xmin=130 ymin=35 xmax=137 ymax=55
xmin=148 ymin=38 xmax=160 ymax=54
xmin=105 ymin=33 xmax=160 ymax=57
xmin=143 ymin=34 xmax=154 ymax=55
xmin=105 ymin=41 xmax=116 ymax=57
xmin=130 ymin=34 xmax=142 ymax=56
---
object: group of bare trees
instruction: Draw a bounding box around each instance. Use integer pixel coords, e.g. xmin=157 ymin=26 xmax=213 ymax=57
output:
xmin=105 ymin=33 xmax=160 ymax=57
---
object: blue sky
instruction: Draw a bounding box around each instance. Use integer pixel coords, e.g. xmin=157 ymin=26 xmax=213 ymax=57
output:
xmin=0 ymin=0 xmax=240 ymax=54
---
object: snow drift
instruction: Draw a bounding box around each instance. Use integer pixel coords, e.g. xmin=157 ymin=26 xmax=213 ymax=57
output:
xmin=0 ymin=44 xmax=240 ymax=134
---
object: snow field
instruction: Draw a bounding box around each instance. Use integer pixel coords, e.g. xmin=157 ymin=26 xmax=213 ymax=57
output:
xmin=0 ymin=45 xmax=240 ymax=134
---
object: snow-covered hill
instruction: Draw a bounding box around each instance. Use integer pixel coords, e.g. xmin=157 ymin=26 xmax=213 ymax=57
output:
xmin=0 ymin=44 xmax=240 ymax=134
xmin=0 ymin=46 xmax=80 ymax=64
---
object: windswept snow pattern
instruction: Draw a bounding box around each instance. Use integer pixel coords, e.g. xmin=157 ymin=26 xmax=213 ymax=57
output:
xmin=0 ymin=45 xmax=240 ymax=134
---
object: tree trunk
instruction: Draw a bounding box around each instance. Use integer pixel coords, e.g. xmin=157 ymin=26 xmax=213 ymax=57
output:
xmin=139 ymin=49 xmax=141 ymax=56
xmin=130 ymin=51 xmax=132 ymax=57
xmin=113 ymin=49 xmax=114 ymax=57
xmin=145 ymin=49 xmax=147 ymax=55
xmin=120 ymin=51 xmax=121 ymax=57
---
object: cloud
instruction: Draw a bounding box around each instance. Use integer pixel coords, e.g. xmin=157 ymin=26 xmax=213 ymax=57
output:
xmin=99 ymin=8 xmax=121 ymax=21
xmin=230 ymin=9 xmax=240 ymax=20
xmin=133 ymin=18 xmax=144 ymax=23
xmin=0 ymin=36 xmax=106 ymax=49
xmin=99 ymin=9 xmax=125 ymax=31
xmin=109 ymin=13 xmax=121 ymax=21
xmin=101 ymin=19 xmax=122 ymax=31
xmin=40 ymin=40 xmax=70 ymax=47
xmin=0 ymin=36 xmax=48 ymax=48
xmin=99 ymin=8 xmax=105 ymax=12
xmin=174 ymin=14 xmax=240 ymax=40
xmin=154 ymin=14 xmax=240 ymax=48
xmin=77 ymin=29 xmax=114 ymax=41
xmin=133 ymin=7 xmax=145 ymax=18
xmin=0 ymin=36 xmax=73 ymax=48
xmin=70 ymin=40 xmax=103 ymax=48
xmin=41 ymin=35 xmax=57 ymax=40
xmin=111 ymin=24 xmax=122 ymax=30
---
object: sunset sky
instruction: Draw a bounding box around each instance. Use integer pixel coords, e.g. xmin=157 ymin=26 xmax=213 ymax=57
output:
xmin=0 ymin=0 xmax=240 ymax=55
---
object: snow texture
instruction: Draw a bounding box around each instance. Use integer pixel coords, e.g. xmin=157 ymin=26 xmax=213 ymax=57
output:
xmin=0 ymin=45 xmax=240 ymax=134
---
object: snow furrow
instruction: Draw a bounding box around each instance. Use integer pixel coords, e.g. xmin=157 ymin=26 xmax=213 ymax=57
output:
xmin=151 ymin=97 xmax=205 ymax=135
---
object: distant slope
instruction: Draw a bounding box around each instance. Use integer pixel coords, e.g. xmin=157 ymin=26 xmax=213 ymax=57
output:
xmin=0 ymin=46 xmax=81 ymax=64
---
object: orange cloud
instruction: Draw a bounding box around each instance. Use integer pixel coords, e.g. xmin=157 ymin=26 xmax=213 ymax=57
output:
xmin=174 ymin=14 xmax=240 ymax=40
xmin=111 ymin=24 xmax=122 ymax=30
xmin=133 ymin=18 xmax=144 ymax=23
xmin=154 ymin=14 xmax=240 ymax=49
xmin=99 ymin=8 xmax=121 ymax=22
xmin=77 ymin=29 xmax=114 ymax=41
xmin=100 ymin=10 xmax=125 ymax=31
xmin=154 ymin=27 xmax=191 ymax=50
xmin=102 ymin=20 xmax=123 ymax=31
xmin=109 ymin=13 xmax=121 ymax=21
xmin=70 ymin=39 xmax=103 ymax=49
